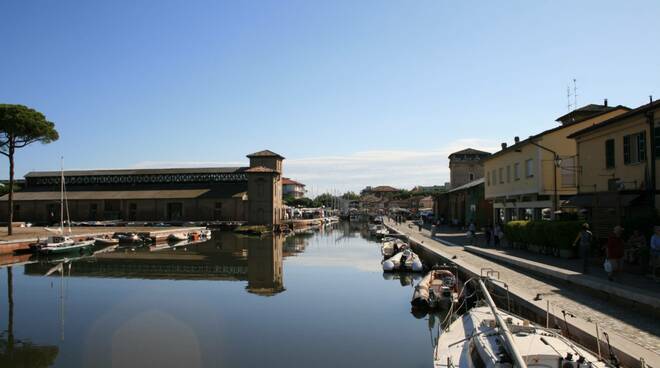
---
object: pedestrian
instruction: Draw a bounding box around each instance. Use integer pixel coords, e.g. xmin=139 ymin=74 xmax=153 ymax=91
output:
xmin=649 ymin=226 xmax=660 ymax=277
xmin=417 ymin=220 xmax=422 ymax=232
xmin=493 ymin=223 xmax=501 ymax=247
xmin=606 ymin=226 xmax=625 ymax=281
xmin=572 ymin=223 xmax=593 ymax=274
xmin=484 ymin=224 xmax=492 ymax=246
xmin=625 ymin=229 xmax=646 ymax=265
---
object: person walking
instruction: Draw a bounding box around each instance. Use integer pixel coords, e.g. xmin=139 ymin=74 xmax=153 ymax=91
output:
xmin=493 ymin=223 xmax=502 ymax=247
xmin=606 ymin=226 xmax=625 ymax=281
xmin=572 ymin=223 xmax=593 ymax=274
xmin=484 ymin=224 xmax=492 ymax=246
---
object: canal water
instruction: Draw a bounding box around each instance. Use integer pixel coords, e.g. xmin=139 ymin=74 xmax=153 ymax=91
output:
xmin=0 ymin=222 xmax=443 ymax=368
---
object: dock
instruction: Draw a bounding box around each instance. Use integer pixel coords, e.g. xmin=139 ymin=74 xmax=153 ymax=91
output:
xmin=385 ymin=221 xmax=660 ymax=368
xmin=0 ymin=226 xmax=207 ymax=254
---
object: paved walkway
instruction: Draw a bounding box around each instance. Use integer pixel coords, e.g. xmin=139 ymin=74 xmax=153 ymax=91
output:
xmin=387 ymin=219 xmax=660 ymax=355
xmin=426 ymin=224 xmax=660 ymax=306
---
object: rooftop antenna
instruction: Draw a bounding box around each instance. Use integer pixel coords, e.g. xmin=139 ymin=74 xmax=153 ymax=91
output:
xmin=566 ymin=85 xmax=573 ymax=112
xmin=573 ymin=78 xmax=578 ymax=109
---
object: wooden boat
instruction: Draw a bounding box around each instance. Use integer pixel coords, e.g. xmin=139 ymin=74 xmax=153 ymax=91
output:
xmin=411 ymin=268 xmax=459 ymax=310
xmin=382 ymin=249 xmax=423 ymax=272
xmin=435 ymin=279 xmax=610 ymax=368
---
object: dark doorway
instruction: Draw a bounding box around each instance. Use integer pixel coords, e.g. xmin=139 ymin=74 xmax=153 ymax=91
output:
xmin=167 ymin=203 xmax=183 ymax=221
xmin=128 ymin=203 xmax=137 ymax=221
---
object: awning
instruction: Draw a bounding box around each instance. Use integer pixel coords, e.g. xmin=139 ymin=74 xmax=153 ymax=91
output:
xmin=0 ymin=187 xmax=247 ymax=201
xmin=564 ymin=193 xmax=643 ymax=208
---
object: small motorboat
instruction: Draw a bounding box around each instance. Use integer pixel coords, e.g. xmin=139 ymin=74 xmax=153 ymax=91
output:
xmin=382 ymin=249 xmax=423 ymax=272
xmin=168 ymin=233 xmax=188 ymax=241
xmin=200 ymin=229 xmax=212 ymax=238
xmin=38 ymin=235 xmax=95 ymax=255
xmin=411 ymin=268 xmax=459 ymax=310
xmin=116 ymin=233 xmax=141 ymax=243
xmin=94 ymin=236 xmax=119 ymax=246
xmin=381 ymin=238 xmax=407 ymax=259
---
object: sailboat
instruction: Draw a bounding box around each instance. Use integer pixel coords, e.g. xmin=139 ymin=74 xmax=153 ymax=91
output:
xmin=37 ymin=159 xmax=95 ymax=255
xmin=434 ymin=279 xmax=611 ymax=368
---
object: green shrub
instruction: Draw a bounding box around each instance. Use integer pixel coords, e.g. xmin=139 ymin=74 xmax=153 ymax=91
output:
xmin=504 ymin=220 xmax=581 ymax=251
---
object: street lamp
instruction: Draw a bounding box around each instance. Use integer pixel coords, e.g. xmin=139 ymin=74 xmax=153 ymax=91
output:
xmin=525 ymin=138 xmax=561 ymax=220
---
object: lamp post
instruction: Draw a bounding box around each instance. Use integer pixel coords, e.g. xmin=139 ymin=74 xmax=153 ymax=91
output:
xmin=526 ymin=139 xmax=562 ymax=220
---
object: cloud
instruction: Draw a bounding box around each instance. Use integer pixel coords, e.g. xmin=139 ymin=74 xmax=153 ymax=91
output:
xmin=131 ymin=138 xmax=499 ymax=196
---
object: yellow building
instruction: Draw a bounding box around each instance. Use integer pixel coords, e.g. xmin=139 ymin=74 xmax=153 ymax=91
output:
xmin=567 ymin=100 xmax=660 ymax=236
xmin=483 ymin=103 xmax=629 ymax=224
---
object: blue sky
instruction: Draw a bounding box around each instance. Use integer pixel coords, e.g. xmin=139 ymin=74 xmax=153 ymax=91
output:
xmin=1 ymin=1 xmax=659 ymax=196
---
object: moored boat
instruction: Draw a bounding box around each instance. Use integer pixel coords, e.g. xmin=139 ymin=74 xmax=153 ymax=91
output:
xmin=168 ymin=232 xmax=189 ymax=241
xmin=94 ymin=236 xmax=119 ymax=246
xmin=38 ymin=235 xmax=94 ymax=255
xmin=434 ymin=279 xmax=611 ymax=368
xmin=381 ymin=238 xmax=407 ymax=259
xmin=382 ymin=249 xmax=423 ymax=272
xmin=411 ymin=268 xmax=459 ymax=310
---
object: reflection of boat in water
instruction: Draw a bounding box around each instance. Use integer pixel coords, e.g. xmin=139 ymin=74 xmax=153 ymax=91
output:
xmin=382 ymin=249 xmax=423 ymax=272
xmin=381 ymin=271 xmax=422 ymax=286
xmin=168 ymin=233 xmax=189 ymax=241
xmin=435 ymin=279 xmax=609 ymax=368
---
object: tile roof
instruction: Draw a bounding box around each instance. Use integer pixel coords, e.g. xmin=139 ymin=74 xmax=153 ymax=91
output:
xmin=448 ymin=148 xmax=491 ymax=157
xmin=25 ymin=167 xmax=246 ymax=178
xmin=247 ymin=150 xmax=285 ymax=159
xmin=369 ymin=185 xmax=399 ymax=192
xmin=282 ymin=177 xmax=304 ymax=186
xmin=568 ymin=100 xmax=660 ymax=139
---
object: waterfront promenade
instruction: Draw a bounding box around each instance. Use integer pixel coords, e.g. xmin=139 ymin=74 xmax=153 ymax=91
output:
xmin=387 ymin=219 xmax=660 ymax=357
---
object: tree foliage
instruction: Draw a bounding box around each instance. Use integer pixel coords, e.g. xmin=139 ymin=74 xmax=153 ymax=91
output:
xmin=341 ymin=191 xmax=359 ymax=200
xmin=0 ymin=104 xmax=59 ymax=234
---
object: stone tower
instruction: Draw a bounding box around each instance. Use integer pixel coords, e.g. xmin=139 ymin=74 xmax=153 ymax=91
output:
xmin=448 ymin=148 xmax=491 ymax=189
xmin=246 ymin=150 xmax=284 ymax=226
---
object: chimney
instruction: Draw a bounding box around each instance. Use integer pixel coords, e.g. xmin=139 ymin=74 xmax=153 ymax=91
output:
xmin=501 ymin=143 xmax=508 ymax=150
xmin=514 ymin=136 xmax=520 ymax=144
xmin=604 ymin=98 xmax=608 ymax=107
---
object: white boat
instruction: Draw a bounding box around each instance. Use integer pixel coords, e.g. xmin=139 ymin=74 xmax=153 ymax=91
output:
xmin=381 ymin=238 xmax=407 ymax=259
xmin=435 ymin=280 xmax=610 ymax=368
xmin=382 ymin=249 xmax=423 ymax=272
xmin=168 ymin=233 xmax=189 ymax=241
xmin=94 ymin=236 xmax=119 ymax=246
xmin=200 ymin=229 xmax=212 ymax=238
xmin=411 ymin=269 xmax=458 ymax=310
xmin=39 ymin=235 xmax=94 ymax=255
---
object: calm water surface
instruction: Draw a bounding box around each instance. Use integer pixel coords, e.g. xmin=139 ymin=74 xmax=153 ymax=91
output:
xmin=0 ymin=223 xmax=443 ymax=367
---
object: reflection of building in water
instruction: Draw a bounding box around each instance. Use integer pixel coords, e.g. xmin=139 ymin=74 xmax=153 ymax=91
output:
xmin=282 ymin=234 xmax=308 ymax=256
xmin=247 ymin=236 xmax=284 ymax=296
xmin=23 ymin=232 xmax=289 ymax=297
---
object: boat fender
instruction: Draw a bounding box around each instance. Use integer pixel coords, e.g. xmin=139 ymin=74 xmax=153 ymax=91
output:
xmin=411 ymin=260 xmax=423 ymax=272
xmin=382 ymin=260 xmax=395 ymax=271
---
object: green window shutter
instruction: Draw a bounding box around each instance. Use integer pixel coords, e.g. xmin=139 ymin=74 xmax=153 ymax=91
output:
xmin=638 ymin=132 xmax=647 ymax=162
xmin=623 ymin=135 xmax=631 ymax=164
xmin=605 ymin=139 xmax=615 ymax=168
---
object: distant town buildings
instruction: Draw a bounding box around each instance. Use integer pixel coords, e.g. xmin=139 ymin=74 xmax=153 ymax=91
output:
xmin=282 ymin=177 xmax=306 ymax=199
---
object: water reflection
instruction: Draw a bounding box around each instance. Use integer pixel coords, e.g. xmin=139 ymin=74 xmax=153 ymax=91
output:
xmin=1 ymin=267 xmax=59 ymax=367
xmin=22 ymin=233 xmax=286 ymax=297
xmin=0 ymin=224 xmax=442 ymax=368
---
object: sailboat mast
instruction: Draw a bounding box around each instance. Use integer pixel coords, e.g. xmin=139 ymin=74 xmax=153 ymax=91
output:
xmin=477 ymin=279 xmax=527 ymax=368
xmin=60 ymin=157 xmax=64 ymax=233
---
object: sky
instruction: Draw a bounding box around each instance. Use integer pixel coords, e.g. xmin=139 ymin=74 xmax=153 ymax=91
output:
xmin=1 ymin=0 xmax=659 ymax=197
